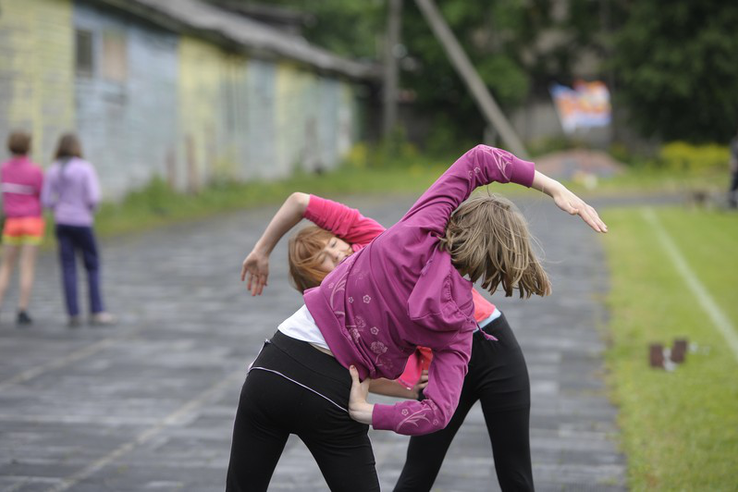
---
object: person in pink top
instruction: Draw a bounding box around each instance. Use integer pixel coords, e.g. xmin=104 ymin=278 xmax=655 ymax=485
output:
xmin=225 ymin=145 xmax=607 ymax=491
xmin=0 ymin=131 xmax=45 ymax=326
xmin=241 ymin=191 xmax=535 ymax=490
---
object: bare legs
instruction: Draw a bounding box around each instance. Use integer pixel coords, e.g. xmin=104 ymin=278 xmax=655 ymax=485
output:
xmin=18 ymin=245 xmax=37 ymax=311
xmin=0 ymin=243 xmax=37 ymax=324
xmin=0 ymin=244 xmax=20 ymax=305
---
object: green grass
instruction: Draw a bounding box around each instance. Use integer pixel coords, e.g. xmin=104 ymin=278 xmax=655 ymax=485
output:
xmin=601 ymin=206 xmax=738 ymax=491
xmin=568 ymin=165 xmax=729 ymax=198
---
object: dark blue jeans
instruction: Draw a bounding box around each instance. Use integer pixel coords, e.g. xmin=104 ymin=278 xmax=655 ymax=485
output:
xmin=55 ymin=224 xmax=104 ymax=316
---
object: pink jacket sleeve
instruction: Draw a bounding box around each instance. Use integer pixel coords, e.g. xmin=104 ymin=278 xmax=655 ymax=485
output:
xmin=304 ymin=195 xmax=386 ymax=248
xmin=400 ymin=145 xmax=535 ymax=234
xmin=372 ymin=325 xmax=474 ymax=435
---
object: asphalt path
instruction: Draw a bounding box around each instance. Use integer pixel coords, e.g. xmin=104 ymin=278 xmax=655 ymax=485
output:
xmin=0 ymin=192 xmax=626 ymax=491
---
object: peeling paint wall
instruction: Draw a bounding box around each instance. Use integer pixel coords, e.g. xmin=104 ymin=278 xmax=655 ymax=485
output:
xmin=0 ymin=0 xmax=75 ymax=165
xmin=73 ymin=1 xmax=179 ymax=198
xmin=0 ymin=0 xmax=364 ymax=200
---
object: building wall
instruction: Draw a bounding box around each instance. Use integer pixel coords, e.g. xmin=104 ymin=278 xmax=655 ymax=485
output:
xmin=244 ymin=58 xmax=277 ymax=180
xmin=0 ymin=0 xmax=75 ymax=165
xmin=73 ymin=1 xmax=179 ymax=198
xmin=1 ymin=0 xmax=364 ymax=199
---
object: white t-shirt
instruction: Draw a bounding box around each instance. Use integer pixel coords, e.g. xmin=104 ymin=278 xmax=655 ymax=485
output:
xmin=277 ymin=304 xmax=329 ymax=350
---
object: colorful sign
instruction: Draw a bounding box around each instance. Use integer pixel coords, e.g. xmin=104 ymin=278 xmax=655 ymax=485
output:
xmin=550 ymin=80 xmax=611 ymax=133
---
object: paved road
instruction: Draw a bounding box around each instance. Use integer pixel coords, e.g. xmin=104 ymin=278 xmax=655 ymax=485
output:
xmin=0 ymin=193 xmax=626 ymax=491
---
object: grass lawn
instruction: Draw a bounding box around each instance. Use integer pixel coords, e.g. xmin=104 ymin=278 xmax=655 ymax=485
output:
xmin=601 ymin=205 xmax=738 ymax=491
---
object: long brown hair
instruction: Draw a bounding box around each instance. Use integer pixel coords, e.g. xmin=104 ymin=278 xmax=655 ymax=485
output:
xmin=439 ymin=194 xmax=551 ymax=298
xmin=54 ymin=133 xmax=83 ymax=160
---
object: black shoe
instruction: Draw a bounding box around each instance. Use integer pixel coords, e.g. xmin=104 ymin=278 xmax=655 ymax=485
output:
xmin=16 ymin=311 xmax=32 ymax=326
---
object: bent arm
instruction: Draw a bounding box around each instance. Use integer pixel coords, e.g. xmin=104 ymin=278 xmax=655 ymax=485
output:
xmin=305 ymin=195 xmax=385 ymax=247
xmin=402 ymin=145 xmax=606 ymax=234
xmin=251 ymin=192 xmax=309 ymax=258
xmin=367 ymin=333 xmax=472 ymax=436
xmin=241 ymin=192 xmax=309 ymax=295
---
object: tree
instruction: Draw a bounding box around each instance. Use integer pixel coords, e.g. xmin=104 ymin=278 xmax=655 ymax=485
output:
xmin=611 ymin=0 xmax=738 ymax=142
xmin=222 ymin=1 xmax=605 ymax=146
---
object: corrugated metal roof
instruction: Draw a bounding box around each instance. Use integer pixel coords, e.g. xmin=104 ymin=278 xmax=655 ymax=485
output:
xmin=96 ymin=0 xmax=380 ymax=80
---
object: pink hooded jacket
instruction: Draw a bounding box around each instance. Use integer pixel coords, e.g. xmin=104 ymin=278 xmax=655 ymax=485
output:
xmin=303 ymin=145 xmax=535 ymax=435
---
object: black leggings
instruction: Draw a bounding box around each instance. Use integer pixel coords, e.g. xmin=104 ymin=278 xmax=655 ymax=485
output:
xmin=225 ymin=331 xmax=379 ymax=492
xmin=394 ymin=313 xmax=533 ymax=491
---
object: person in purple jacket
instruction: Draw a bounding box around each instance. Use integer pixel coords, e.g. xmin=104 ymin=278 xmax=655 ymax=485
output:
xmin=225 ymin=145 xmax=607 ymax=491
xmin=41 ymin=134 xmax=115 ymax=327
xmin=0 ymin=131 xmax=45 ymax=325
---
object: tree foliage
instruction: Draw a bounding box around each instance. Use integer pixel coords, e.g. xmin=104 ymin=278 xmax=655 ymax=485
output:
xmin=222 ymin=1 xmax=738 ymax=144
xmin=611 ymin=0 xmax=738 ymax=142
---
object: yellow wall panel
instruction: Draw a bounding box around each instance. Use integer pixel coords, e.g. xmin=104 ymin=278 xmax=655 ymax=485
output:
xmin=178 ymin=36 xmax=246 ymax=189
xmin=0 ymin=0 xmax=75 ymax=164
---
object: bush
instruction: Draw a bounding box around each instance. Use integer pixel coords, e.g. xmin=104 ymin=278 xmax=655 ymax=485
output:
xmin=657 ymin=142 xmax=729 ymax=173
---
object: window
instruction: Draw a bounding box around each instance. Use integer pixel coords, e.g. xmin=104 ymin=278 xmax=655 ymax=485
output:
xmin=102 ymin=31 xmax=127 ymax=82
xmin=75 ymin=29 xmax=94 ymax=76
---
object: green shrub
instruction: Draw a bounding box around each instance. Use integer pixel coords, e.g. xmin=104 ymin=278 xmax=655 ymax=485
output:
xmin=658 ymin=142 xmax=729 ymax=173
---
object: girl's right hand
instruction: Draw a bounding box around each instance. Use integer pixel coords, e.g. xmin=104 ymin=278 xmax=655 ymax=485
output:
xmin=241 ymin=250 xmax=269 ymax=296
xmin=349 ymin=365 xmax=374 ymax=425
xmin=411 ymin=370 xmax=429 ymax=398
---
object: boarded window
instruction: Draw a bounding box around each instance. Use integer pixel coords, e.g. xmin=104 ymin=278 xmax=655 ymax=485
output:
xmin=75 ymin=29 xmax=94 ymax=76
xmin=102 ymin=31 xmax=127 ymax=82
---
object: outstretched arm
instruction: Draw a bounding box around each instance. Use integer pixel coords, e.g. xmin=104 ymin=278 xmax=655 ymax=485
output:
xmin=241 ymin=192 xmax=309 ymax=296
xmin=531 ymin=171 xmax=608 ymax=233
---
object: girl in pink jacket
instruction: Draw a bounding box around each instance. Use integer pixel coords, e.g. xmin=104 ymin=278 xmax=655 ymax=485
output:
xmin=242 ymin=191 xmax=534 ymax=490
xmin=225 ymin=145 xmax=606 ymax=491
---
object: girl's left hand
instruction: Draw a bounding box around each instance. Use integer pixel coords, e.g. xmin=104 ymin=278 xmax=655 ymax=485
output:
xmin=348 ymin=365 xmax=374 ymax=424
xmin=551 ymin=185 xmax=608 ymax=233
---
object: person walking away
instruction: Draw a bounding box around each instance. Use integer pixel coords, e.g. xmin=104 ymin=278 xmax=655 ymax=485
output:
xmin=41 ymin=134 xmax=115 ymax=327
xmin=0 ymin=131 xmax=45 ymax=325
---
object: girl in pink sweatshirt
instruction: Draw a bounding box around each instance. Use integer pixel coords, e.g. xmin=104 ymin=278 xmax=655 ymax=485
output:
xmin=0 ymin=131 xmax=45 ymax=325
xmin=241 ymin=191 xmax=534 ymax=491
xmin=225 ymin=145 xmax=606 ymax=491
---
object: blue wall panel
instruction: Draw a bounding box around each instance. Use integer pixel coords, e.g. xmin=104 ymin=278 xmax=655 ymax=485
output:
xmin=73 ymin=2 xmax=178 ymax=198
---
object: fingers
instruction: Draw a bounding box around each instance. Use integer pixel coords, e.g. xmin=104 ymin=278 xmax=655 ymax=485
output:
xmin=577 ymin=203 xmax=608 ymax=233
xmin=565 ymin=194 xmax=608 ymax=233
xmin=250 ymin=274 xmax=266 ymax=296
xmin=240 ymin=262 xmax=248 ymax=282
xmin=349 ymin=365 xmax=360 ymax=384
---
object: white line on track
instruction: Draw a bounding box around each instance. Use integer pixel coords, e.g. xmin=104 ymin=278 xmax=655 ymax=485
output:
xmin=642 ymin=207 xmax=738 ymax=361
xmin=45 ymin=369 xmax=244 ymax=492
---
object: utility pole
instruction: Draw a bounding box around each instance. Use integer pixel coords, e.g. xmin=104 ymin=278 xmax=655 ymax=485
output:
xmin=414 ymin=0 xmax=529 ymax=159
xmin=382 ymin=0 xmax=402 ymax=141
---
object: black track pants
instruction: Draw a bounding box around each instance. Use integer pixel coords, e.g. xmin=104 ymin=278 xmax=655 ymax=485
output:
xmin=394 ymin=313 xmax=534 ymax=492
xmin=226 ymin=331 xmax=380 ymax=492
